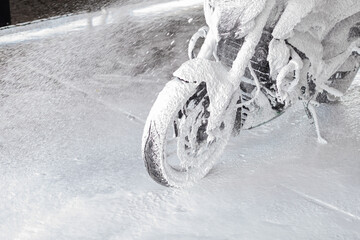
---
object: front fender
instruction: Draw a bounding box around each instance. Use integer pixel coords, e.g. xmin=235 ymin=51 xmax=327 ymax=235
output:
xmin=173 ymin=58 xmax=236 ymax=131
xmin=173 ymin=58 xmax=228 ymax=84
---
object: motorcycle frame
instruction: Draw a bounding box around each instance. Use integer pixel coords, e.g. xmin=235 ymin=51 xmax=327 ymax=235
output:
xmin=175 ymin=0 xmax=360 ymax=143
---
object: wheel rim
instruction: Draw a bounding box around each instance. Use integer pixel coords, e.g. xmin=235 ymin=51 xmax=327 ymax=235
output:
xmin=143 ymin=79 xmax=237 ymax=187
xmin=162 ymin=82 xmax=236 ymax=186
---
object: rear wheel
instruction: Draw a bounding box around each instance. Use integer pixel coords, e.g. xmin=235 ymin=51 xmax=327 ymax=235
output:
xmin=142 ymin=79 xmax=237 ymax=187
xmin=317 ymin=52 xmax=360 ymax=103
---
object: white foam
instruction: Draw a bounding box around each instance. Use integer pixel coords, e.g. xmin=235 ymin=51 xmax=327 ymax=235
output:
xmin=133 ymin=0 xmax=202 ymax=16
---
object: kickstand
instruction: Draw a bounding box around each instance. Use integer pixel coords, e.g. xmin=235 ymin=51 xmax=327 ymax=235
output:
xmin=303 ymin=101 xmax=328 ymax=144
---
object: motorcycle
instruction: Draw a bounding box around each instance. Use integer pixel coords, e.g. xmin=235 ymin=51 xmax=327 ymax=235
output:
xmin=142 ymin=0 xmax=360 ymax=187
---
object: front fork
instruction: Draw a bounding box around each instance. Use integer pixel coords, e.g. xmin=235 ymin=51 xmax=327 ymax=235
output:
xmin=184 ymin=0 xmax=276 ymax=138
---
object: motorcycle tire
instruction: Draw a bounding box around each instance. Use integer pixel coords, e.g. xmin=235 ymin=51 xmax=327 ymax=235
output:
xmin=317 ymin=52 xmax=360 ymax=103
xmin=142 ymin=78 xmax=237 ymax=187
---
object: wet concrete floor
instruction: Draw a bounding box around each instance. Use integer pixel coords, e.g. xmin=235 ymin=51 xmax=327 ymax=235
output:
xmin=9 ymin=0 xmax=117 ymax=24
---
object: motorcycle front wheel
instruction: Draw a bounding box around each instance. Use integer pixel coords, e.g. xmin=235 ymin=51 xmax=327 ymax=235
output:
xmin=142 ymin=78 xmax=237 ymax=187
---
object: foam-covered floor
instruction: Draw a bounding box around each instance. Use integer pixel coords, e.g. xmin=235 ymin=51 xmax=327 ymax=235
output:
xmin=0 ymin=1 xmax=359 ymax=239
